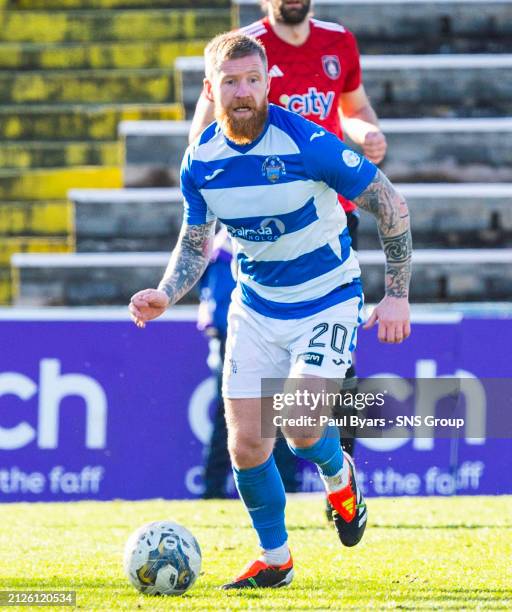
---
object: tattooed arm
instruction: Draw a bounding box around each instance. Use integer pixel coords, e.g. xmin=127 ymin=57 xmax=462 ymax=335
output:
xmin=353 ymin=169 xmax=412 ymax=343
xmin=129 ymin=221 xmax=215 ymax=328
xmin=157 ymin=221 xmax=215 ymax=302
xmin=353 ymin=169 xmax=412 ymax=298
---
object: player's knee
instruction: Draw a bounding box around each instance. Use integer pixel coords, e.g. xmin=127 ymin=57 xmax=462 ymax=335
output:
xmin=228 ymin=434 xmax=270 ymax=469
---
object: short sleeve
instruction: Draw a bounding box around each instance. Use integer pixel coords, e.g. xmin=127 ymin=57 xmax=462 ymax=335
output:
xmin=303 ymin=129 xmax=377 ymax=200
xmin=342 ymin=30 xmax=362 ymax=93
xmin=180 ymin=147 xmax=216 ymax=225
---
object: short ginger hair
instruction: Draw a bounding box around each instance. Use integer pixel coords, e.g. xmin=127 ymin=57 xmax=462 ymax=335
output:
xmin=204 ymin=32 xmax=268 ymax=80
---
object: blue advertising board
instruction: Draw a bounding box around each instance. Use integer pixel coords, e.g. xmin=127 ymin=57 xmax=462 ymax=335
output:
xmin=0 ymin=308 xmax=510 ymax=501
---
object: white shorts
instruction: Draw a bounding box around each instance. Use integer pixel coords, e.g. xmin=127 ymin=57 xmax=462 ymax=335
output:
xmin=222 ymin=294 xmax=364 ymax=399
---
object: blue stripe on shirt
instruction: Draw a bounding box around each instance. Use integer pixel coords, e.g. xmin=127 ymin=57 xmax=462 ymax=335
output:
xmin=238 ymin=227 xmax=351 ymax=287
xmin=239 ymin=278 xmax=363 ymax=319
xmin=192 ymin=155 xmax=306 ymax=190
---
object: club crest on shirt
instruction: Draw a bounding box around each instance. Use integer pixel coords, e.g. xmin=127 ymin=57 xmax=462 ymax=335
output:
xmin=322 ymin=55 xmax=341 ymax=80
xmin=262 ymin=155 xmax=286 ymax=183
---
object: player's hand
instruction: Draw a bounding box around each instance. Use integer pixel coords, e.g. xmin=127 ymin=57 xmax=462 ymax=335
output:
xmin=129 ymin=289 xmax=170 ymax=328
xmin=362 ymin=131 xmax=387 ymax=164
xmin=363 ymin=296 xmax=411 ymax=343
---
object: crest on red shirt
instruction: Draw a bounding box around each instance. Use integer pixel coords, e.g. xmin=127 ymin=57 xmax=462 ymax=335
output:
xmin=322 ymin=55 xmax=341 ymax=80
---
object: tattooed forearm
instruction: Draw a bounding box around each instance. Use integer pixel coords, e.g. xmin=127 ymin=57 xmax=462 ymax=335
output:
xmin=157 ymin=221 xmax=215 ymax=306
xmin=382 ymin=231 xmax=413 ymax=297
xmin=353 ymin=169 xmax=412 ymax=298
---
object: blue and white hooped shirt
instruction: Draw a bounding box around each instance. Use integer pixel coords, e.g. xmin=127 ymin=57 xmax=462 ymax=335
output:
xmin=181 ymin=104 xmax=377 ymax=319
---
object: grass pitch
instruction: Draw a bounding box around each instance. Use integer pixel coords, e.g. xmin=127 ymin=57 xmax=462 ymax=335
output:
xmin=0 ymin=495 xmax=511 ymax=610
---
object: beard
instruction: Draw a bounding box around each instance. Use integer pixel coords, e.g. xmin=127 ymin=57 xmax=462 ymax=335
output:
xmin=271 ymin=0 xmax=311 ymax=24
xmin=216 ymin=97 xmax=269 ymax=145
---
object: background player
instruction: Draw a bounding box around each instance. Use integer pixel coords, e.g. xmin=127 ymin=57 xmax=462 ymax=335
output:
xmin=129 ymin=33 xmax=411 ymax=589
xmin=190 ymin=0 xmax=387 ymax=166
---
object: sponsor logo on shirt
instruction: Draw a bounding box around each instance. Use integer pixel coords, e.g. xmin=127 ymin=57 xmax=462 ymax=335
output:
xmin=296 ymin=352 xmax=324 ymax=366
xmin=225 ymin=217 xmax=286 ymax=242
xmin=279 ymin=87 xmax=335 ymax=120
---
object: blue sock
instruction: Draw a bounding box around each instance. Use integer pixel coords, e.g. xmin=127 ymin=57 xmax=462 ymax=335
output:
xmin=233 ymin=454 xmax=288 ymax=550
xmin=288 ymin=425 xmax=343 ymax=477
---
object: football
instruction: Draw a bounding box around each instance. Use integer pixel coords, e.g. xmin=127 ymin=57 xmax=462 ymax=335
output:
xmin=123 ymin=520 xmax=202 ymax=596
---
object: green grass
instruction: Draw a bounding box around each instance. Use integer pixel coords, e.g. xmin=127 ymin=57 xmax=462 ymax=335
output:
xmin=0 ymin=495 xmax=511 ymax=610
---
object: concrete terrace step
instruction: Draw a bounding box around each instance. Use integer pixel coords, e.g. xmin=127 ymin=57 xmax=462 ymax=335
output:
xmin=67 ymin=184 xmax=512 ymax=251
xmin=11 ymin=248 xmax=512 ymax=306
xmin=0 ymin=141 xmax=120 ymax=169
xmin=0 ymin=39 xmax=208 ymax=70
xmin=0 ymin=103 xmax=183 ymax=141
xmin=119 ymin=120 xmax=189 ymax=186
xmin=0 ymin=167 xmax=121 ymax=200
xmin=174 ymin=54 xmax=512 ymax=118
xmin=359 ymin=183 xmax=512 ymax=248
xmin=1 ymin=236 xmax=72 ymax=266
xmin=11 ymin=252 xmax=170 ymax=306
xmin=0 ymin=9 xmax=230 ymax=43
xmin=119 ymin=118 xmax=512 ymax=186
xmin=3 ymin=236 xmax=73 ymax=305
xmin=235 ymin=0 xmax=512 ymax=54
xmin=0 ymin=68 xmax=175 ymax=104
xmin=376 ymin=117 xmax=512 ymax=182
xmin=0 ymin=200 xmax=71 ymax=235
xmin=70 ymin=187 xmax=183 ymax=252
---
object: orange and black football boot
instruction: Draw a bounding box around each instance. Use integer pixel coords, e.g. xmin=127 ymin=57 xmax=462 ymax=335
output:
xmin=327 ymin=452 xmax=368 ymax=547
xmin=221 ymin=555 xmax=294 ymax=589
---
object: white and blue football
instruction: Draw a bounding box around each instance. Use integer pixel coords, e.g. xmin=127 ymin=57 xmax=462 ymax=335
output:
xmin=124 ymin=520 xmax=201 ymax=596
